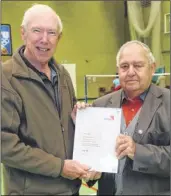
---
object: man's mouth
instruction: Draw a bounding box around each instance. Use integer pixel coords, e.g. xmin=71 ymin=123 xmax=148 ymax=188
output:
xmin=36 ymin=47 xmax=50 ymax=52
xmin=126 ymin=80 xmax=137 ymax=83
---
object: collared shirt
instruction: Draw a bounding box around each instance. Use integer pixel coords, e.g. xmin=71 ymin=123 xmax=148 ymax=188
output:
xmin=121 ymin=88 xmax=149 ymax=103
xmin=19 ymin=46 xmax=60 ymax=115
xmin=121 ymin=89 xmax=149 ymax=127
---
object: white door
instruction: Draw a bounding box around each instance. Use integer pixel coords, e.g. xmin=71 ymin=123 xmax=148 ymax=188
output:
xmin=62 ymin=64 xmax=77 ymax=96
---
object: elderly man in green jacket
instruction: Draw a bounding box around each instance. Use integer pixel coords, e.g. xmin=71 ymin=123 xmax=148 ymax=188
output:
xmin=1 ymin=4 xmax=100 ymax=195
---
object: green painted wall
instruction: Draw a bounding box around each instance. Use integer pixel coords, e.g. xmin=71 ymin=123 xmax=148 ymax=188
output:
xmin=161 ymin=1 xmax=170 ymax=72
xmin=2 ymin=1 xmax=127 ymax=99
xmin=2 ymin=1 xmax=169 ymax=98
xmin=161 ymin=1 xmax=170 ymax=86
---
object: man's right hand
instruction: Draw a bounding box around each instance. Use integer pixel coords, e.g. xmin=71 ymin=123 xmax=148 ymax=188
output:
xmin=61 ymin=160 xmax=90 ymax=180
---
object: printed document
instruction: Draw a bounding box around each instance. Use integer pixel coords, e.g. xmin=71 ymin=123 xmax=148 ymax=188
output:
xmin=73 ymin=107 xmax=121 ymax=173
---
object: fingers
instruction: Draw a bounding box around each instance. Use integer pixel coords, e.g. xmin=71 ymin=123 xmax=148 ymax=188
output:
xmin=61 ymin=160 xmax=90 ymax=180
xmin=72 ymin=161 xmax=90 ymax=177
xmin=76 ymin=102 xmax=86 ymax=109
xmin=116 ymin=143 xmax=128 ymax=158
xmin=115 ymin=135 xmax=136 ymax=160
xmin=75 ymin=102 xmax=91 ymax=110
xmin=118 ymin=146 xmax=135 ymax=159
xmin=81 ymin=163 xmax=91 ymax=171
xmin=82 ymin=171 xmax=102 ymax=182
xmin=87 ymin=171 xmax=96 ymax=181
xmin=71 ymin=102 xmax=92 ymax=123
xmin=93 ymin=171 xmax=102 ymax=180
xmin=116 ymin=135 xmax=128 ymax=149
xmin=116 ymin=146 xmax=131 ymax=159
xmin=61 ymin=160 xmax=102 ymax=181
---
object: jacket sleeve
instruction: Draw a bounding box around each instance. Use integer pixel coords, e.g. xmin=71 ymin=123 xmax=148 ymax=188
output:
xmin=1 ymin=83 xmax=63 ymax=178
xmin=133 ymin=90 xmax=170 ymax=177
xmin=132 ymin=143 xmax=170 ymax=177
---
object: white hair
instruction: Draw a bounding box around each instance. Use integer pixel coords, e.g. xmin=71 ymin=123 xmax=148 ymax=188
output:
xmin=116 ymin=40 xmax=155 ymax=67
xmin=21 ymin=4 xmax=63 ymax=34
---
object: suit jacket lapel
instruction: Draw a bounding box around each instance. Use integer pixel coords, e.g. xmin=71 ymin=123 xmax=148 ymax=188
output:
xmin=107 ymin=89 xmax=122 ymax=108
xmin=133 ymin=84 xmax=163 ymax=143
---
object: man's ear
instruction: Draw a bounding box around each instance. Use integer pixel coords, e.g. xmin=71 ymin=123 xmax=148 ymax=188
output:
xmin=20 ymin=26 xmax=26 ymax=41
xmin=116 ymin=66 xmax=119 ymax=73
xmin=57 ymin=32 xmax=62 ymax=41
xmin=152 ymin=63 xmax=156 ymax=74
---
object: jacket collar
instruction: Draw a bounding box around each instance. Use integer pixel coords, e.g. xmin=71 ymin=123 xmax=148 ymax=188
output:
xmin=108 ymin=89 xmax=122 ymax=108
xmin=11 ymin=46 xmax=62 ymax=83
xmin=108 ymin=84 xmax=162 ymax=107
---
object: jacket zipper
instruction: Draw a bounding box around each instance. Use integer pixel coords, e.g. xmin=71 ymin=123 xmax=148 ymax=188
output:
xmin=53 ymin=95 xmax=67 ymax=159
xmin=60 ymin=123 xmax=67 ymax=158
xmin=54 ymin=73 xmax=67 ymax=159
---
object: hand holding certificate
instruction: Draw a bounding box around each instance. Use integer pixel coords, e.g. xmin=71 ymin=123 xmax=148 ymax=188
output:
xmin=73 ymin=107 xmax=121 ymax=173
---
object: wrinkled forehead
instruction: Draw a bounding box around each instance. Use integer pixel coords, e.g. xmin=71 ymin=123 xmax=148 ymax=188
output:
xmin=120 ymin=43 xmax=149 ymax=63
xmin=122 ymin=43 xmax=147 ymax=55
xmin=27 ymin=11 xmax=58 ymax=30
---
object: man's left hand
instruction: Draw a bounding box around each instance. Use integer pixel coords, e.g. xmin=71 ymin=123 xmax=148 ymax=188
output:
xmin=115 ymin=134 xmax=136 ymax=160
xmin=80 ymin=170 xmax=102 ymax=182
xmin=71 ymin=102 xmax=91 ymax=123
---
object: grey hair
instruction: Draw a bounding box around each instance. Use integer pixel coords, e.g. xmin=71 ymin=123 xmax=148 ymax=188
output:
xmin=21 ymin=4 xmax=63 ymax=34
xmin=116 ymin=40 xmax=155 ymax=67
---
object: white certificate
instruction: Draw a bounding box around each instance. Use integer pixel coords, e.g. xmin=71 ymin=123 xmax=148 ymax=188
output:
xmin=73 ymin=107 xmax=121 ymax=173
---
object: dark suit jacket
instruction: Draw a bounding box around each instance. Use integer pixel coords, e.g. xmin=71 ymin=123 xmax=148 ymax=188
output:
xmin=92 ymin=84 xmax=170 ymax=195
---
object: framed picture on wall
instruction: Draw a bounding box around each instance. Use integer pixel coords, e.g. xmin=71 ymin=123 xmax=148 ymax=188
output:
xmin=164 ymin=13 xmax=170 ymax=34
xmin=1 ymin=24 xmax=13 ymax=56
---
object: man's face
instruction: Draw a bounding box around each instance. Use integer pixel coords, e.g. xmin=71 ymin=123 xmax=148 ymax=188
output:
xmin=118 ymin=43 xmax=156 ymax=96
xmin=21 ymin=12 xmax=61 ymax=65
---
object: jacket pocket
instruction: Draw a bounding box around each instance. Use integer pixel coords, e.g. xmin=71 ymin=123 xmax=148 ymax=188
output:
xmin=23 ymin=173 xmax=73 ymax=194
xmin=148 ymin=130 xmax=170 ymax=145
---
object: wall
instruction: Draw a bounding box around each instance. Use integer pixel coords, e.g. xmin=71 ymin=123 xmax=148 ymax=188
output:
xmin=161 ymin=1 xmax=170 ymax=72
xmin=161 ymin=1 xmax=170 ymax=85
xmin=1 ymin=1 xmax=127 ymax=99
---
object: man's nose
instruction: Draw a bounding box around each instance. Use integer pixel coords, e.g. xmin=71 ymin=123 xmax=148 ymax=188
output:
xmin=127 ymin=65 xmax=136 ymax=76
xmin=41 ymin=32 xmax=48 ymax=43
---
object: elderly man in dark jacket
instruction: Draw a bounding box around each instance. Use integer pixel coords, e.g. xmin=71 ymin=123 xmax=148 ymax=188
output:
xmin=1 ymin=4 xmax=94 ymax=195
